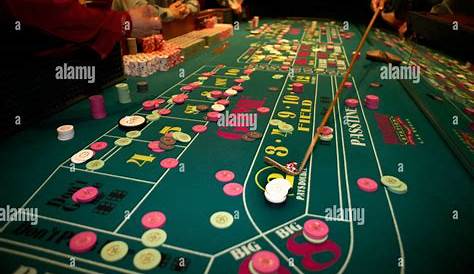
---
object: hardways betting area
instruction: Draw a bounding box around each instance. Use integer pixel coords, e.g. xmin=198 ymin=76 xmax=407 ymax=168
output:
xmin=0 ymin=19 xmax=472 ymax=274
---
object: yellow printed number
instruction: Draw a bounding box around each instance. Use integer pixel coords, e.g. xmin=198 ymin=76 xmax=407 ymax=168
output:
xmin=265 ymin=145 xmax=288 ymax=157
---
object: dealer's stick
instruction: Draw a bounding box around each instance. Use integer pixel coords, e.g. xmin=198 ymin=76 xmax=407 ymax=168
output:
xmin=264 ymin=7 xmax=383 ymax=176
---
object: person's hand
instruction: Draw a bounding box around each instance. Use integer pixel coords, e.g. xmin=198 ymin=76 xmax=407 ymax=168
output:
xmin=128 ymin=5 xmax=162 ymax=38
xmin=228 ymin=0 xmax=243 ymax=14
xmin=178 ymin=4 xmax=190 ymax=18
xmin=371 ymin=0 xmax=385 ymax=12
xmin=169 ymin=1 xmax=187 ymax=19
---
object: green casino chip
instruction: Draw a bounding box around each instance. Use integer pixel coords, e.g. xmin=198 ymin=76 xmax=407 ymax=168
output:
xmin=86 ymin=159 xmax=105 ymax=171
xmin=381 ymin=175 xmax=402 ymax=188
xmin=388 ymin=181 xmax=408 ymax=195
xmin=141 ymin=228 xmax=167 ymax=248
xmin=115 ymin=138 xmax=132 ymax=147
xmin=126 ymin=130 xmax=141 ymax=138
xmin=210 ymin=211 xmax=234 ymax=229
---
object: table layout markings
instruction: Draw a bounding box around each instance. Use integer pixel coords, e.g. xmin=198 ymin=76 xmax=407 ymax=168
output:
xmin=0 ymin=247 xmax=101 ymax=274
xmin=58 ymin=166 xmax=156 ymax=185
xmin=0 ymin=238 xmax=141 ymax=274
xmin=113 ymin=122 xmax=210 ymax=233
xmin=332 ymin=76 xmax=356 ymax=274
xmin=331 ymin=75 xmax=345 ymax=213
xmin=241 ymin=72 xmax=305 ymax=274
xmin=352 ymin=77 xmax=406 ymax=274
xmin=305 ymin=74 xmax=319 ymax=214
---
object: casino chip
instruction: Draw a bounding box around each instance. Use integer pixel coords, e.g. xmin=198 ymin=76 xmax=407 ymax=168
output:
xmin=250 ymin=251 xmax=280 ymax=274
xmin=210 ymin=211 xmax=234 ymax=229
xmin=264 ymin=178 xmax=291 ymax=204
xmin=158 ymin=108 xmax=172 ymax=116
xmin=380 ymin=175 xmax=402 ymax=188
xmin=90 ymin=141 xmax=108 ymax=151
xmin=69 ymin=231 xmax=97 ymax=253
xmin=126 ymin=130 xmax=141 ymax=139
xmin=86 ymin=160 xmax=105 ymax=171
xmin=223 ymin=183 xmax=244 ymax=196
xmin=320 ymin=134 xmax=334 ymax=142
xmin=101 ymin=241 xmax=128 ymax=262
xmin=71 ymin=149 xmax=95 ymax=164
xmin=197 ymin=105 xmax=210 ymax=112
xmin=57 ymin=125 xmax=75 ymax=141
xmin=257 ymin=107 xmax=270 ymax=114
xmin=369 ymin=82 xmax=382 ymax=88
xmin=246 ymin=131 xmax=263 ymax=139
xmin=269 ymin=119 xmax=283 ymax=126
xmin=215 ymin=170 xmax=235 ymax=183
xmin=160 ymin=136 xmax=176 ymax=146
xmin=172 ymin=132 xmax=192 ymax=143
xmin=278 ymin=123 xmax=294 ymax=133
xmin=303 ymin=219 xmax=329 ymax=244
xmin=211 ymin=103 xmax=226 ymax=112
xmin=146 ymin=113 xmax=161 ymax=121
xmin=72 ymin=186 xmax=99 ymax=203
xmin=137 ymin=81 xmax=148 ymax=92
xmin=388 ymin=181 xmax=408 ymax=194
xmin=133 ymin=248 xmax=161 ymax=271
xmin=160 ymin=158 xmax=179 ymax=168
xmin=115 ymin=138 xmax=132 ymax=147
xmin=119 ymin=115 xmax=146 ymax=131
xmin=141 ymin=211 xmax=167 ymax=229
xmin=356 ymin=178 xmax=378 ymax=192
xmin=241 ymin=134 xmax=255 ymax=142
xmin=141 ymin=228 xmax=167 ymax=248
xmin=192 ymin=124 xmax=208 ymax=133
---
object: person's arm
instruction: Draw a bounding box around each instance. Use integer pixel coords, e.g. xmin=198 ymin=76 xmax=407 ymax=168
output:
xmin=4 ymin=0 xmax=161 ymax=59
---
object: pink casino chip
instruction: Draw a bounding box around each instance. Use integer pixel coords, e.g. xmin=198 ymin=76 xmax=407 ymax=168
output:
xmin=73 ymin=186 xmax=99 ymax=203
xmin=232 ymin=85 xmax=244 ymax=92
xmin=141 ymin=211 xmax=167 ymax=229
xmin=158 ymin=108 xmax=171 ymax=116
xmin=210 ymin=90 xmax=223 ymax=98
xmin=251 ymin=251 xmax=280 ymax=274
xmin=234 ymin=78 xmax=245 ymax=84
xmin=215 ymin=170 xmax=235 ymax=183
xmin=148 ymin=141 xmax=164 ymax=153
xmin=257 ymin=107 xmax=270 ymax=114
xmin=192 ymin=124 xmax=208 ymax=133
xmin=343 ymin=81 xmax=353 ymax=88
xmin=357 ymin=177 xmax=378 ymax=192
xmin=160 ymin=158 xmax=179 ymax=169
xmin=90 ymin=141 xmax=108 ymax=151
xmin=216 ymin=99 xmax=230 ymax=106
xmin=69 ymin=231 xmax=97 ymax=253
xmin=303 ymin=219 xmax=329 ymax=240
xmin=223 ymin=183 xmax=243 ymax=196
xmin=345 ymin=98 xmax=359 ymax=108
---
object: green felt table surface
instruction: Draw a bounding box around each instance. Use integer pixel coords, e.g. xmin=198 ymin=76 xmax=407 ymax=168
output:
xmin=0 ymin=19 xmax=473 ymax=274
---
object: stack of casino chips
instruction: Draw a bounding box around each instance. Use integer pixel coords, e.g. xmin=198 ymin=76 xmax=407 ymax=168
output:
xmin=57 ymin=124 xmax=75 ymax=141
xmin=248 ymin=251 xmax=280 ymax=274
xmin=292 ymin=82 xmax=304 ymax=93
xmin=141 ymin=34 xmax=164 ymax=53
xmin=88 ymin=95 xmax=107 ymax=119
xmin=123 ymin=44 xmax=183 ymax=77
xmin=303 ymin=219 xmax=329 ymax=244
xmin=115 ymin=83 xmax=132 ymax=104
xmin=319 ymin=126 xmax=334 ymax=142
xmin=365 ymin=94 xmax=380 ymax=110
xmin=137 ymin=81 xmax=148 ymax=92
xmin=264 ymin=178 xmax=291 ymax=204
